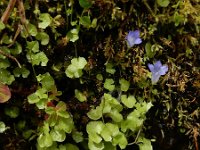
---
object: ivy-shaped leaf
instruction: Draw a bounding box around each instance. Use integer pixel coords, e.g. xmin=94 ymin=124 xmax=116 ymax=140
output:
xmin=65 ymin=143 xmax=80 ymax=150
xmin=67 ymin=28 xmax=79 ymax=42
xmin=0 ymin=69 xmax=15 ymax=85
xmin=27 ymin=51 xmax=48 ymax=66
xmin=100 ymin=123 xmax=119 ymax=142
xmin=72 ymin=131 xmax=84 ymax=143
xmin=10 ymin=42 xmax=22 ymax=55
xmin=36 ymin=100 xmax=48 ymax=110
xmin=108 ymin=109 xmax=123 ymax=122
xmin=13 ymin=67 xmax=30 ymax=78
xmin=119 ymin=78 xmax=130 ymax=92
xmin=96 ymin=74 xmax=103 ymax=81
xmin=50 ymin=129 xmax=66 ymax=142
xmin=1 ymin=34 xmax=12 ymax=44
xmin=79 ymin=0 xmax=92 ymax=9
xmin=17 ymin=120 xmax=26 ymax=130
xmin=79 ymin=16 xmax=91 ymax=28
xmin=104 ymin=79 xmax=115 ymax=91
xmin=103 ymin=93 xmax=123 ymax=113
xmin=47 ymin=114 xmax=57 ymax=127
xmin=65 ymin=57 xmax=87 ymax=78
xmin=88 ymin=140 xmax=104 ymax=150
xmin=0 ymin=47 xmax=10 ymax=59
xmin=36 ymin=73 xmax=55 ymax=91
xmin=0 ymin=58 xmax=10 ymax=69
xmin=36 ymin=32 xmax=50 ymax=45
xmin=157 ymin=0 xmax=170 ymax=7
xmin=45 ymin=107 xmax=55 ymax=115
xmin=23 ymin=130 xmax=34 ymax=139
xmin=106 ymin=63 xmax=116 ymax=74
xmin=121 ymin=102 xmax=152 ymax=132
xmin=38 ymin=13 xmax=52 ymax=29
xmin=75 ymin=89 xmax=87 ymax=102
xmin=138 ymin=137 xmax=153 ymax=150
xmin=71 ymin=57 xmax=87 ymax=69
xmin=56 ymin=101 xmax=67 ymax=111
xmin=87 ymin=105 xmax=103 ymax=120
xmin=26 ymin=41 xmax=39 ymax=53
xmin=91 ymin=18 xmax=97 ymax=28
xmin=4 ymin=106 xmax=19 ymax=118
xmin=112 ymin=132 xmax=128 ymax=149
xmin=57 ymin=111 xmax=70 ymax=118
xmin=28 ymin=92 xmax=40 ymax=104
xmin=27 ymin=23 xmax=38 ymax=36
xmin=27 ymin=88 xmax=48 ymax=104
xmin=100 ymin=125 xmax=112 ymax=142
xmin=0 ymin=121 xmax=6 ymax=133
xmin=121 ymin=95 xmax=136 ymax=108
xmin=86 ymin=121 xmax=104 ymax=143
xmin=37 ymin=133 xmax=53 ymax=148
xmin=55 ymin=117 xmax=74 ymax=133
xmin=135 ymin=102 xmax=153 ymax=116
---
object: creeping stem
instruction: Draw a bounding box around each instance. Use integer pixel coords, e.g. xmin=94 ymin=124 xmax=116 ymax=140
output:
xmin=0 ymin=49 xmax=21 ymax=68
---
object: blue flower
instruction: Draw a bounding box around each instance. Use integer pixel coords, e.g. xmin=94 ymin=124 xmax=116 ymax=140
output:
xmin=148 ymin=60 xmax=168 ymax=84
xmin=125 ymin=30 xmax=142 ymax=48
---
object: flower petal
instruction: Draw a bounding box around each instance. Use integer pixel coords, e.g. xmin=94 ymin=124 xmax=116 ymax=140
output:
xmin=132 ymin=30 xmax=140 ymax=38
xmin=154 ymin=61 xmax=162 ymax=71
xmin=151 ymin=72 xmax=161 ymax=84
xmin=126 ymin=33 xmax=134 ymax=47
xmin=148 ymin=64 xmax=155 ymax=72
xmin=159 ymin=65 xmax=168 ymax=75
xmin=125 ymin=30 xmax=142 ymax=48
xmin=126 ymin=38 xmax=135 ymax=47
xmin=134 ymin=38 xmax=142 ymax=45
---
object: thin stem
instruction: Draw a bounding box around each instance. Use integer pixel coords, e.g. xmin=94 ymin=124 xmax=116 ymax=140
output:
xmin=128 ymin=126 xmax=142 ymax=145
xmin=0 ymin=49 xmax=21 ymax=68
xmin=24 ymin=37 xmax=37 ymax=83
xmin=143 ymin=0 xmax=157 ymax=19
xmin=1 ymin=0 xmax=17 ymax=24
xmin=74 ymin=43 xmax=77 ymax=58
xmin=70 ymin=3 xmax=73 ymax=23
xmin=64 ymin=0 xmax=68 ymax=30
xmin=101 ymin=96 xmax=105 ymax=123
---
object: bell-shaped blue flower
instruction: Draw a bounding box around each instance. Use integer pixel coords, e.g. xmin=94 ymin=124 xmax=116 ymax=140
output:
xmin=125 ymin=30 xmax=142 ymax=48
xmin=148 ymin=60 xmax=168 ymax=84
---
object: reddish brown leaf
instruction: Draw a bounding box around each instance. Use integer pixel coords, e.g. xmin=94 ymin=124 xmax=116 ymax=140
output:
xmin=0 ymin=82 xmax=11 ymax=103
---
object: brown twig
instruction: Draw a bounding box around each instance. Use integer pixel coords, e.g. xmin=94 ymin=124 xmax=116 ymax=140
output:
xmin=6 ymin=0 xmax=32 ymax=48
xmin=18 ymin=0 xmax=33 ymax=40
xmin=1 ymin=0 xmax=17 ymax=24
xmin=8 ymin=0 xmax=30 ymax=48
xmin=0 ymin=49 xmax=21 ymax=68
xmin=7 ymin=24 xmax=22 ymax=48
xmin=18 ymin=0 xmax=26 ymax=25
xmin=193 ymin=126 xmax=199 ymax=150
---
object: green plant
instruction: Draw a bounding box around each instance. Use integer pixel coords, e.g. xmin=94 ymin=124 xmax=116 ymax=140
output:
xmin=0 ymin=0 xmax=199 ymax=149
xmin=37 ymin=102 xmax=74 ymax=149
xmin=65 ymin=57 xmax=87 ymax=78
xmin=75 ymin=89 xmax=87 ymax=102
xmin=0 ymin=121 xmax=8 ymax=133
xmin=4 ymin=106 xmax=19 ymax=118
xmin=87 ymin=92 xmax=153 ymax=149
xmin=27 ymin=73 xmax=75 ymax=149
xmin=0 ymin=82 xmax=11 ymax=103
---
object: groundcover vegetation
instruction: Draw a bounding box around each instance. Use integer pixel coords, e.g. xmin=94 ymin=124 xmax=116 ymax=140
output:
xmin=0 ymin=0 xmax=199 ymax=149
